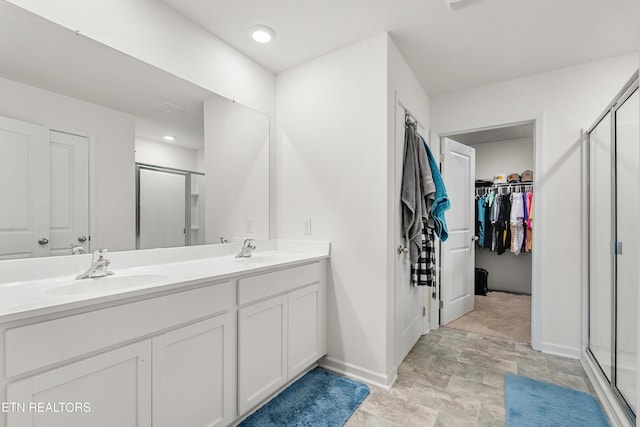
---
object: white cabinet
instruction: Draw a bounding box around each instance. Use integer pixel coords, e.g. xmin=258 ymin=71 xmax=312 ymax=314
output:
xmin=1 ymin=258 xmax=328 ymax=427
xmin=238 ymin=295 xmax=288 ymax=414
xmin=288 ymin=284 xmax=323 ymax=379
xmin=7 ymin=341 xmax=152 ymax=427
xmin=153 ymin=313 xmax=236 ymax=427
xmin=237 ymin=262 xmax=327 ymax=415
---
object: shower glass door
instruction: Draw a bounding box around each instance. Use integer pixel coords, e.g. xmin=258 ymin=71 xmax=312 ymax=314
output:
xmin=588 ymin=73 xmax=638 ymax=422
xmin=138 ymin=167 xmax=187 ymax=249
xmin=614 ymin=86 xmax=638 ymax=413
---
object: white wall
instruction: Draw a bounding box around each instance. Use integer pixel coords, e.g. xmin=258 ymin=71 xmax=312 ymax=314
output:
xmin=431 ymin=53 xmax=639 ymax=357
xmin=276 ymin=33 xmax=429 ymax=386
xmin=474 ymin=137 xmax=533 ymax=180
xmin=276 ymin=33 xmax=390 ymax=385
xmin=135 ymin=137 xmax=201 ymax=172
xmin=0 ymin=75 xmax=135 ymax=251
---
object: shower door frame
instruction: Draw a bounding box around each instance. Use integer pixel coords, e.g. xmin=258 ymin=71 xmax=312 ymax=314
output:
xmin=135 ymin=162 xmax=205 ymax=249
xmin=586 ymin=70 xmax=639 ymax=425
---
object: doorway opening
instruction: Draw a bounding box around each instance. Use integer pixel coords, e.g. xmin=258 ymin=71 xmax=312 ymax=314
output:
xmin=439 ymin=121 xmax=537 ymax=345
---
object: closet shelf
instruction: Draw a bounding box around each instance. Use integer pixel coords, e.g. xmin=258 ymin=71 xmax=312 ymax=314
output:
xmin=475 ymin=181 xmax=534 ymax=188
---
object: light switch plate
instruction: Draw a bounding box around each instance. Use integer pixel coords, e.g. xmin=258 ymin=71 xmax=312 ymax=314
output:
xmin=303 ymin=218 xmax=312 ymax=235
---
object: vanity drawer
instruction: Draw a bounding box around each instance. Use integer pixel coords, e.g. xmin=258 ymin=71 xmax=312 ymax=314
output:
xmin=5 ymin=281 xmax=234 ymax=378
xmin=238 ymin=262 xmax=320 ymax=306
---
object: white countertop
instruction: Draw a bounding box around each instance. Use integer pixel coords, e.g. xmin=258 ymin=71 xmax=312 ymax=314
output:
xmin=0 ymin=240 xmax=330 ymax=322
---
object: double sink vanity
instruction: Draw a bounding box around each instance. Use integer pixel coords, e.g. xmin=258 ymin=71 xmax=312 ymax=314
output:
xmin=0 ymin=240 xmax=329 ymax=427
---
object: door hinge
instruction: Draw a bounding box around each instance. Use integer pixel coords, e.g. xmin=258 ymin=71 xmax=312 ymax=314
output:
xmin=439 ymin=300 xmax=443 ymax=309
xmin=440 ymin=154 xmax=445 ymax=163
xmin=422 ymin=306 xmax=426 ymax=317
xmin=615 ymin=241 xmax=623 ymax=255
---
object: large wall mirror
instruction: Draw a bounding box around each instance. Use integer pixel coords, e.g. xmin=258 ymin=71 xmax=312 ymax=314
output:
xmin=0 ymin=1 xmax=269 ymax=259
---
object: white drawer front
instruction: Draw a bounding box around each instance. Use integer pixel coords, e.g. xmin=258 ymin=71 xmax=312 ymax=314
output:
xmin=5 ymin=281 xmax=234 ymax=378
xmin=238 ymin=262 xmax=320 ymax=306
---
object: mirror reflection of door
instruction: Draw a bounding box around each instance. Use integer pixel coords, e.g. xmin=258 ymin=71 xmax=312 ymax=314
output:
xmin=0 ymin=116 xmax=89 ymax=259
xmin=137 ymin=167 xmax=188 ymax=249
xmin=49 ymin=131 xmax=90 ymax=256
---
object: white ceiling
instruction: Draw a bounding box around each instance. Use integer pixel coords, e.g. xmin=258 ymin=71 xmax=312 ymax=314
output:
xmin=0 ymin=2 xmax=211 ymax=150
xmin=161 ymin=0 xmax=640 ymax=96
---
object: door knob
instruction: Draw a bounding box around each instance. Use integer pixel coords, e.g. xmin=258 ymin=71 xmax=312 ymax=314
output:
xmin=397 ymin=245 xmax=409 ymax=254
xmin=471 ymin=236 xmax=479 ymax=241
xmin=78 ymin=236 xmax=87 ymax=242
xmin=38 ymin=238 xmax=49 ymax=246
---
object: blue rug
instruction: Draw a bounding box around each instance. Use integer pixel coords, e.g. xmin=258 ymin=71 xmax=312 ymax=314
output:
xmin=239 ymin=368 xmax=370 ymax=427
xmin=504 ymin=374 xmax=610 ymax=427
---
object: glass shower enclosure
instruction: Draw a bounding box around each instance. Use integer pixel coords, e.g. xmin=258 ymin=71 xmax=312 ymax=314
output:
xmin=587 ymin=71 xmax=639 ymax=423
xmin=136 ymin=163 xmax=205 ymax=250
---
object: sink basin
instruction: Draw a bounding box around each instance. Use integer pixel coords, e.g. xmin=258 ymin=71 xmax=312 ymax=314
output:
xmin=47 ymin=274 xmax=168 ymax=295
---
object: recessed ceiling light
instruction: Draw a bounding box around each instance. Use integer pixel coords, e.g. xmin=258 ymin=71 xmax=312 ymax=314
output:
xmin=250 ymin=25 xmax=275 ymax=44
xmin=163 ymin=135 xmax=175 ymax=141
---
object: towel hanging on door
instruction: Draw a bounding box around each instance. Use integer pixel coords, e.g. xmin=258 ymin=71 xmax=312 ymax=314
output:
xmin=401 ymin=122 xmax=435 ymax=264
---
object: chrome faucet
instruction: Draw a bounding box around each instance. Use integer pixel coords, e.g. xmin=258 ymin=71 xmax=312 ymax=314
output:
xmin=76 ymin=249 xmax=114 ymax=279
xmin=71 ymin=244 xmax=86 ymax=255
xmin=235 ymin=239 xmax=256 ymax=258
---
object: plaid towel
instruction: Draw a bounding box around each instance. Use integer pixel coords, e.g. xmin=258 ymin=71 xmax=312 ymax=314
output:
xmin=412 ymin=225 xmax=435 ymax=287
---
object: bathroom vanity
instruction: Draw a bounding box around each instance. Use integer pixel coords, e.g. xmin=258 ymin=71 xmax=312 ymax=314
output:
xmin=0 ymin=240 xmax=329 ymax=427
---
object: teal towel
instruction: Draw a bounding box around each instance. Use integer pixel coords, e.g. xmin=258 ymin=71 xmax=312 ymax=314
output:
xmin=422 ymin=137 xmax=450 ymax=241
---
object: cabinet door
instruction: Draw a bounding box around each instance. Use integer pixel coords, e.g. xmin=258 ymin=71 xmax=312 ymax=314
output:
xmin=6 ymin=341 xmax=151 ymax=427
xmin=238 ymin=295 xmax=287 ymax=414
xmin=153 ymin=313 xmax=235 ymax=427
xmin=288 ymin=284 xmax=322 ymax=379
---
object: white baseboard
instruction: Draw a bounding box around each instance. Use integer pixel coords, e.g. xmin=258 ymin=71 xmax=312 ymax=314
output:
xmin=539 ymin=341 xmax=581 ymax=359
xmin=319 ymin=356 xmax=397 ymax=389
xmin=581 ymin=351 xmax=634 ymax=427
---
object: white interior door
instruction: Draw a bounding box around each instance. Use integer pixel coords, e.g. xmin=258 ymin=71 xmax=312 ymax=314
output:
xmin=440 ymin=137 xmax=475 ymax=325
xmin=395 ymin=104 xmax=426 ymax=364
xmin=49 ymin=131 xmax=90 ymax=256
xmin=0 ymin=115 xmax=49 ymax=259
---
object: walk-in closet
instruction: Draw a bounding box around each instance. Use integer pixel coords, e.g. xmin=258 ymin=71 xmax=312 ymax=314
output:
xmin=443 ymin=123 xmax=535 ymax=344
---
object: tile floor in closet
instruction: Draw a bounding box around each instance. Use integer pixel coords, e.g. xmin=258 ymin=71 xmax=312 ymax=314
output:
xmin=346 ymin=327 xmax=596 ymax=427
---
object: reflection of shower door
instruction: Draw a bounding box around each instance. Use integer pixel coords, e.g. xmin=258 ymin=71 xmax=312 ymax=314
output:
xmin=137 ymin=167 xmax=187 ymax=250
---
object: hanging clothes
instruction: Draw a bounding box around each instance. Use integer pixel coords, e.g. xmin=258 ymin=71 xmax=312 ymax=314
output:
xmin=401 ymin=122 xmax=434 ymax=265
xmin=475 ymin=184 xmax=534 ymax=255
xmin=526 ymin=191 xmax=534 ymax=251
xmin=510 ymin=192 xmax=525 ymax=255
xmin=412 ymin=221 xmax=436 ymax=287
xmin=421 ymin=136 xmax=450 ymax=241
xmin=477 ymin=197 xmax=487 ymax=247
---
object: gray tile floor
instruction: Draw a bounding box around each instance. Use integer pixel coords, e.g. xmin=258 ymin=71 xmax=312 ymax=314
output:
xmin=346 ymin=327 xmax=596 ymax=427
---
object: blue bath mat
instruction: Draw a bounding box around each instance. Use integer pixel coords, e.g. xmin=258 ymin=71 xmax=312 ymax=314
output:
xmin=239 ymin=367 xmax=370 ymax=427
xmin=504 ymin=374 xmax=610 ymax=427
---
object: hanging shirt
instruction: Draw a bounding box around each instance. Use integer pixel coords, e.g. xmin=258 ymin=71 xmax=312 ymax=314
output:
xmin=526 ymin=192 xmax=534 ymax=252
xmin=477 ymin=197 xmax=486 ymax=247
xmin=411 ymin=222 xmax=436 ymax=287
xmin=510 ymin=192 xmax=525 ymax=255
